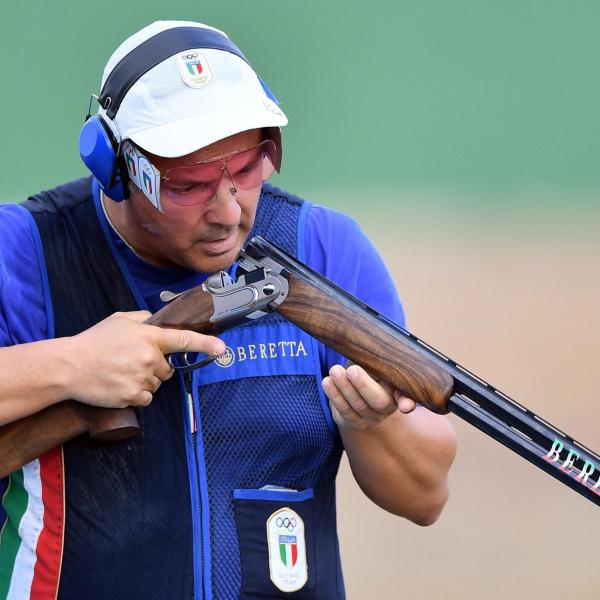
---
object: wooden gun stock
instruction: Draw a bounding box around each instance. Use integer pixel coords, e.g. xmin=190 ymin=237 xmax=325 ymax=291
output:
xmin=278 ymin=274 xmax=454 ymax=413
xmin=0 ymin=402 xmax=140 ymax=477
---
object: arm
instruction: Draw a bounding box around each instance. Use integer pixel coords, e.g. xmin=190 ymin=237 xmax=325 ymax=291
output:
xmin=0 ymin=336 xmax=86 ymax=425
xmin=323 ymin=364 xmax=456 ymax=525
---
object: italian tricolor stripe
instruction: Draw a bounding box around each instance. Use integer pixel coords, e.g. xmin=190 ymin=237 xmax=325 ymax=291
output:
xmin=30 ymin=449 xmax=65 ymax=598
xmin=0 ymin=448 xmax=65 ymax=599
xmin=186 ymin=62 xmax=203 ymax=75
xmin=279 ymin=542 xmax=298 ymax=568
xmin=0 ymin=469 xmax=28 ymax=598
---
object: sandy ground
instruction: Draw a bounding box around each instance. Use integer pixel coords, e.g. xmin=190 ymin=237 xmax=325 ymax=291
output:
xmin=335 ymin=211 xmax=600 ymax=599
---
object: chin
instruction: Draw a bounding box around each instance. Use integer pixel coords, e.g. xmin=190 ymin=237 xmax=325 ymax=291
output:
xmin=188 ymin=245 xmax=241 ymax=274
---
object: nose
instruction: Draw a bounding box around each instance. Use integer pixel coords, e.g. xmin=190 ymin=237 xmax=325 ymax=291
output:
xmin=203 ymin=169 xmax=241 ymax=226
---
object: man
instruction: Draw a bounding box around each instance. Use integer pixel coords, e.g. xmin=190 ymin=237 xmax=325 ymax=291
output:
xmin=0 ymin=21 xmax=456 ymax=599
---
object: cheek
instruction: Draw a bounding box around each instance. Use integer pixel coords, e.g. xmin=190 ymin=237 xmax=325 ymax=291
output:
xmin=153 ymin=201 xmax=207 ymax=232
xmin=134 ymin=187 xmax=260 ymax=238
xmin=130 ymin=196 xmax=196 ymax=243
xmin=237 ymin=193 xmax=260 ymax=226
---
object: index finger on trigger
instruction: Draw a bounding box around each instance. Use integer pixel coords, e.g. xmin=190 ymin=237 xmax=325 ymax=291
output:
xmin=153 ymin=327 xmax=226 ymax=357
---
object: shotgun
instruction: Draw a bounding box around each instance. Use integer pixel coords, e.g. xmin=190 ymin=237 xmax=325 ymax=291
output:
xmin=0 ymin=236 xmax=598 ymax=509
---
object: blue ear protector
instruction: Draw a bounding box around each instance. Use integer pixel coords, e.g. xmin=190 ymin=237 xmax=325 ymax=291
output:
xmin=79 ymin=26 xmax=280 ymax=201
xmin=79 ymin=104 xmax=126 ymax=199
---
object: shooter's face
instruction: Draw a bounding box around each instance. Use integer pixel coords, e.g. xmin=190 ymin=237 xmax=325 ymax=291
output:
xmin=124 ymin=128 xmax=264 ymax=273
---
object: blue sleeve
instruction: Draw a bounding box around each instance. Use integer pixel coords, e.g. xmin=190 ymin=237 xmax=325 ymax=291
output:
xmin=0 ymin=204 xmax=50 ymax=346
xmin=0 ymin=204 xmax=51 ymax=528
xmin=303 ymin=204 xmax=406 ymax=372
xmin=0 ymin=238 xmax=8 ymax=346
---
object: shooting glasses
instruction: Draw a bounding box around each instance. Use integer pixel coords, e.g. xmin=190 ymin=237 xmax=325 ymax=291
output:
xmin=160 ymin=139 xmax=277 ymax=206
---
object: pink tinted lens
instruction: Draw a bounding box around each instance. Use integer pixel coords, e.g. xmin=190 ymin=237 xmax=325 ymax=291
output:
xmin=226 ymin=140 xmax=276 ymax=189
xmin=163 ymin=140 xmax=277 ymax=207
xmin=161 ymin=162 xmax=223 ymax=207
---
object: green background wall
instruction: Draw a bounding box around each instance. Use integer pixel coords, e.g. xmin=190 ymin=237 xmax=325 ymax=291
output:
xmin=1 ymin=5 xmax=598 ymax=599
xmin=0 ymin=1 xmax=598 ymax=213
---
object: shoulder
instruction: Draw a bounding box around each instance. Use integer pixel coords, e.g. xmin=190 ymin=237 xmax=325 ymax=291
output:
xmin=298 ymin=200 xmax=406 ymax=371
xmin=0 ymin=204 xmax=40 ymax=294
xmin=0 ymin=178 xmax=98 ymax=346
xmin=305 ymin=204 xmax=363 ymax=244
xmin=303 ymin=203 xmax=378 ymax=280
xmin=21 ymin=176 xmax=93 ymax=214
xmin=0 ymin=176 xmax=94 ymax=282
xmin=303 ymin=202 xmax=406 ymax=327
xmin=0 ymin=203 xmax=38 ymax=251
xmin=0 ymin=204 xmax=50 ymax=344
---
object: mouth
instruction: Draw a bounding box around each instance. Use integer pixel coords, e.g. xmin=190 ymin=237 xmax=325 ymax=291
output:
xmin=196 ymin=229 xmax=240 ymax=256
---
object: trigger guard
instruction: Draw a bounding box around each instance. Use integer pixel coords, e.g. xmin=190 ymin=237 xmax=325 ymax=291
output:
xmin=167 ymin=352 xmax=216 ymax=370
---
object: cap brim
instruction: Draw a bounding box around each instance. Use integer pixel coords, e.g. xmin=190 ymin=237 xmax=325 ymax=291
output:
xmin=128 ymin=104 xmax=287 ymax=158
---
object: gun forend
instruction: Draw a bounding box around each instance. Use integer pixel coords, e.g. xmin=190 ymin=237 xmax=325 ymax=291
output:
xmin=238 ymin=237 xmax=454 ymax=414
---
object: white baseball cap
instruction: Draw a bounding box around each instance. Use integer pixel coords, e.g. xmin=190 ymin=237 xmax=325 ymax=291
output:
xmin=97 ymin=20 xmax=288 ymax=158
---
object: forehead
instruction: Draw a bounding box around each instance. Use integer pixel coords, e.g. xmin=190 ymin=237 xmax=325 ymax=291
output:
xmin=143 ymin=128 xmax=263 ymax=170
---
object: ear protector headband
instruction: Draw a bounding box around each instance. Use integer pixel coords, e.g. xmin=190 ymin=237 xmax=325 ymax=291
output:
xmin=79 ymin=26 xmax=279 ymax=201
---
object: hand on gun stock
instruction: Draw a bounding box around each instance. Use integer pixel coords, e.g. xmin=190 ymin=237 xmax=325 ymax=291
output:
xmin=323 ymin=364 xmax=417 ymax=431
xmin=0 ymin=309 xmax=226 ymax=477
xmin=65 ymin=310 xmax=225 ymax=409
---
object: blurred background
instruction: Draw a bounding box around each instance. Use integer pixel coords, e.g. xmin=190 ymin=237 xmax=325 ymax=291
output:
xmin=1 ymin=1 xmax=599 ymax=598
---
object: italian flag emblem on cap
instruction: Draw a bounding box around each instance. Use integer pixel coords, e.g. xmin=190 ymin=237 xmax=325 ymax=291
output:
xmin=177 ymin=50 xmax=213 ymax=89
xmin=125 ymin=153 xmax=137 ymax=177
xmin=186 ymin=61 xmax=203 ymax=76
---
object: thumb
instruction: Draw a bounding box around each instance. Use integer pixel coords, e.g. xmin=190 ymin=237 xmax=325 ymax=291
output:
xmin=394 ymin=391 xmax=417 ymax=414
xmin=154 ymin=327 xmax=226 ymax=356
xmin=110 ymin=310 xmax=153 ymax=323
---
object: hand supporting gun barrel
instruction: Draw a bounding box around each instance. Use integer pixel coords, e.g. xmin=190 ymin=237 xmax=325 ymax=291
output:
xmin=0 ymin=236 xmax=598 ymax=508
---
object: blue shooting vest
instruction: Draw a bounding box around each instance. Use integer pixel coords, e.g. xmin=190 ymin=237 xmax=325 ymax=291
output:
xmin=21 ymin=178 xmax=345 ymax=600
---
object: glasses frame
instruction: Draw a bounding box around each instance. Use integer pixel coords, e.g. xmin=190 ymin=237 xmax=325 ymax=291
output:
xmin=161 ymin=138 xmax=275 ymax=185
xmin=121 ymin=138 xmax=277 ymax=211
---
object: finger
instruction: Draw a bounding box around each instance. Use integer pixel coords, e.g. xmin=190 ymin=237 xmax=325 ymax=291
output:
xmin=344 ymin=364 xmax=396 ymax=415
xmin=162 ymin=365 xmax=175 ymax=381
xmin=378 ymin=379 xmax=395 ymax=395
xmin=328 ymin=366 xmax=384 ymax=420
xmin=132 ymin=390 xmax=153 ymax=407
xmin=148 ymin=376 xmax=162 ymax=393
xmin=154 ymin=356 xmax=175 ymax=381
xmin=328 ymin=398 xmax=361 ymax=431
xmin=153 ymin=328 xmax=226 ymax=356
xmin=322 ymin=376 xmax=365 ymax=428
xmin=141 ymin=391 xmax=153 ymax=406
